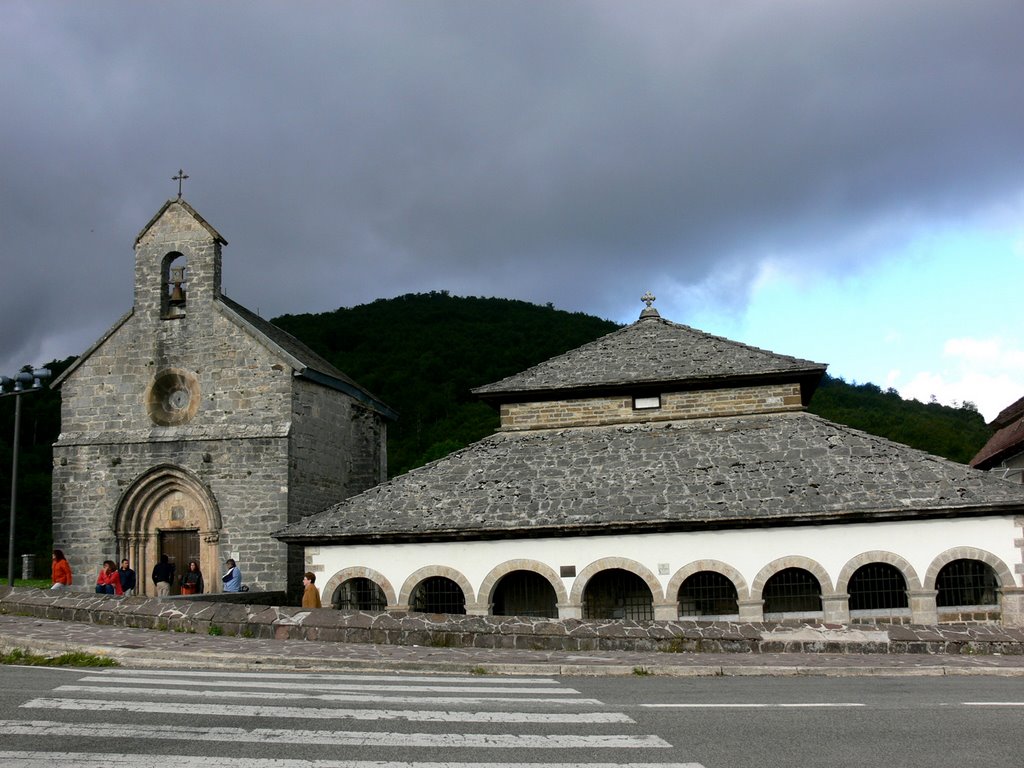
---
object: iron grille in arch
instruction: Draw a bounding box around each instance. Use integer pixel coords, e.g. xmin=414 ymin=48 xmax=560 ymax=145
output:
xmin=492 ymin=571 xmax=558 ymax=618
xmin=936 ymin=559 xmax=999 ymax=607
xmin=678 ymin=571 xmax=739 ymax=617
xmin=762 ymin=567 xmax=822 ymax=614
xmin=410 ymin=576 xmax=467 ymax=615
xmin=334 ymin=577 xmax=387 ymax=611
xmin=582 ymin=568 xmax=654 ymax=620
xmin=848 ymin=563 xmax=908 ymax=611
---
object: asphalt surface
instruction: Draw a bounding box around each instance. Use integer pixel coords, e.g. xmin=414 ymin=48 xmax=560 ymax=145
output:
xmin=2 ymin=613 xmax=1024 ymax=677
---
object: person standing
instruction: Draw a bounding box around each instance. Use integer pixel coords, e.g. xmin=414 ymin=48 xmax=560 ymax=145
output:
xmin=152 ymin=554 xmax=175 ymax=597
xmin=95 ymin=560 xmax=123 ymax=595
xmin=222 ymin=558 xmax=242 ymax=593
xmin=301 ymin=572 xmax=321 ymax=609
xmin=180 ymin=560 xmax=204 ymax=595
xmin=117 ymin=559 xmax=136 ymax=597
xmin=51 ymin=550 xmax=72 ymax=591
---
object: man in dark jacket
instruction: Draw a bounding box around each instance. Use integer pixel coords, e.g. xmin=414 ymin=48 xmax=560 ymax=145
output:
xmin=118 ymin=559 xmax=137 ymax=596
xmin=152 ymin=554 xmax=175 ymax=597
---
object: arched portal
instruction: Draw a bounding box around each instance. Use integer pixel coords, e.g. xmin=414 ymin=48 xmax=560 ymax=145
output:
xmin=114 ymin=465 xmax=222 ymax=596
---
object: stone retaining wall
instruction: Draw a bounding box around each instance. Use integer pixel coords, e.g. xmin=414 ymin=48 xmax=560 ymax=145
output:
xmin=3 ymin=586 xmax=1024 ymax=655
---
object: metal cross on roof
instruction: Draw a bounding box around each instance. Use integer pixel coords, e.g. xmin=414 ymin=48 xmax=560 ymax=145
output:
xmin=641 ymin=291 xmax=656 ymax=309
xmin=172 ymin=169 xmax=189 ymax=198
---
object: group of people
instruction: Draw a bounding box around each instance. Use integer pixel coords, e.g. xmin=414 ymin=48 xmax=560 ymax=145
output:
xmin=93 ymin=558 xmax=136 ymax=595
xmin=49 ymin=550 xmax=320 ymax=607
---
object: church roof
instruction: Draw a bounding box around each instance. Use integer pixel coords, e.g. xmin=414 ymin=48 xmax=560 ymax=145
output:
xmin=971 ymin=394 xmax=1024 ymax=470
xmin=219 ymin=296 xmax=397 ymax=420
xmin=472 ymin=311 xmax=827 ymax=403
xmin=277 ymin=410 xmax=1024 ymax=544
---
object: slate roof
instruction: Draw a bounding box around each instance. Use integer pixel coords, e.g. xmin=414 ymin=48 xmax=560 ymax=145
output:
xmin=472 ymin=313 xmax=827 ymax=402
xmin=277 ymin=411 xmax=1024 ymax=544
xmin=971 ymin=394 xmax=1024 ymax=470
xmin=219 ymin=296 xmax=396 ymax=420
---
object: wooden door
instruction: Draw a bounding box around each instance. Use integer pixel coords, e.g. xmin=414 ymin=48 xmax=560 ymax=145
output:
xmin=159 ymin=530 xmax=200 ymax=595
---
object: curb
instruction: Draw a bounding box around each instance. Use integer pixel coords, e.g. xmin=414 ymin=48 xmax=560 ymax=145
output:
xmin=4 ymin=632 xmax=1024 ymax=678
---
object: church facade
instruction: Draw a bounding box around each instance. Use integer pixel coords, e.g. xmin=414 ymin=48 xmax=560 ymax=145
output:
xmin=279 ymin=299 xmax=1024 ymax=626
xmin=52 ymin=198 xmax=394 ymax=595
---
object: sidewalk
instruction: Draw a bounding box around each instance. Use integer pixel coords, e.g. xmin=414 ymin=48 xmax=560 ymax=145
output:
xmin=2 ymin=613 xmax=1023 ymax=677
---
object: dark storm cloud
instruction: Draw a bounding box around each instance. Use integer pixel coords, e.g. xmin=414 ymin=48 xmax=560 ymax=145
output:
xmin=2 ymin=0 xmax=1023 ymax=374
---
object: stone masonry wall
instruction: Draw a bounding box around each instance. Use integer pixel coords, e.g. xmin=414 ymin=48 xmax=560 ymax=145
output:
xmin=286 ymin=380 xmax=387 ymax=596
xmin=499 ymin=382 xmax=804 ymax=431
xmin=3 ymin=588 xmax=1024 ymax=656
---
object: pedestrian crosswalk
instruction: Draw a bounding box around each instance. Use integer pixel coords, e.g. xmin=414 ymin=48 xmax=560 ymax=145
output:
xmin=3 ymin=668 xmax=705 ymax=768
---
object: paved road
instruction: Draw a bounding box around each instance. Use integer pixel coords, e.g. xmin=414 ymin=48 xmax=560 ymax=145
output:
xmin=1 ymin=665 xmax=1022 ymax=767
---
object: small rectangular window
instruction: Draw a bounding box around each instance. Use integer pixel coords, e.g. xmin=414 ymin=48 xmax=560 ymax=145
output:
xmin=633 ymin=395 xmax=661 ymax=410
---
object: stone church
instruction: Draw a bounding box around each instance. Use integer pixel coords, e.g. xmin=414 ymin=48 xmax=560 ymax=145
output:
xmin=52 ymin=197 xmax=394 ymax=595
xmin=278 ymin=298 xmax=1024 ymax=626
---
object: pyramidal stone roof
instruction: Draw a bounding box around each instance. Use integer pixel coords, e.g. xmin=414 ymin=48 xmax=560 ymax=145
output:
xmin=277 ymin=411 xmax=1024 ymax=544
xmin=472 ymin=308 xmax=827 ymax=401
xmin=276 ymin=297 xmax=1024 ymax=546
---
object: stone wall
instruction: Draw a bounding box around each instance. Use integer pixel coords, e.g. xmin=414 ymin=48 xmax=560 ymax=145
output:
xmin=499 ymin=382 xmax=803 ymax=431
xmin=4 ymin=587 xmax=1023 ymax=656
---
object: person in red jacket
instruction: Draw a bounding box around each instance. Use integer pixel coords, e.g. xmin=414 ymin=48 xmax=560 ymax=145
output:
xmin=94 ymin=560 xmax=123 ymax=596
xmin=51 ymin=549 xmax=72 ymax=590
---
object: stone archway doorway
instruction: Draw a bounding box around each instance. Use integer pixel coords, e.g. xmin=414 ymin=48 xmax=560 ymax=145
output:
xmin=115 ymin=465 xmax=222 ymax=597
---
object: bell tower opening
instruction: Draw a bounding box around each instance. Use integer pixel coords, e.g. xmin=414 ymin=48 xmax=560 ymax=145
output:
xmin=162 ymin=251 xmax=187 ymax=319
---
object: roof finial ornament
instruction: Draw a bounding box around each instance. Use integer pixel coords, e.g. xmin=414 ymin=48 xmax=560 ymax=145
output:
xmin=172 ymin=169 xmax=189 ymax=199
xmin=640 ymin=291 xmax=660 ymax=319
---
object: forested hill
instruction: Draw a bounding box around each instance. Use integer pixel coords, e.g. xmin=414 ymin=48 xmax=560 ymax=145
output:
xmin=273 ymin=293 xmax=621 ymax=474
xmin=272 ymin=292 xmax=992 ymax=474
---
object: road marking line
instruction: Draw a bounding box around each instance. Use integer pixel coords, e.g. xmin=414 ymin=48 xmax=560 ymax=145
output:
xmin=81 ymin=675 xmax=578 ymax=695
xmin=640 ymin=703 xmax=865 ymax=708
xmin=56 ymin=684 xmax=600 ymax=706
xmin=0 ymin=720 xmax=670 ymax=748
xmin=963 ymin=702 xmax=1024 ymax=706
xmin=0 ymin=755 xmax=704 ymax=768
xmin=23 ymin=698 xmax=634 ymax=723
xmin=92 ymin=669 xmax=560 ymax=684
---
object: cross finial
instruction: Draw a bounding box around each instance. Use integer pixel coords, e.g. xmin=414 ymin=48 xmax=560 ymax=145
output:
xmin=639 ymin=291 xmax=660 ymax=319
xmin=172 ymin=169 xmax=189 ymax=199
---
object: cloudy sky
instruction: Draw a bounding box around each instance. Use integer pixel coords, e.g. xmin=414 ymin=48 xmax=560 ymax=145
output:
xmin=3 ymin=1 xmax=1024 ymax=420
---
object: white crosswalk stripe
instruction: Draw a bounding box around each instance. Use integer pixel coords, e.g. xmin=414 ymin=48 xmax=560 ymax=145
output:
xmin=55 ymin=683 xmax=602 ymax=706
xmin=7 ymin=669 xmax=703 ymax=768
xmin=24 ymin=697 xmax=632 ymax=722
xmin=0 ymin=720 xmax=669 ymax=749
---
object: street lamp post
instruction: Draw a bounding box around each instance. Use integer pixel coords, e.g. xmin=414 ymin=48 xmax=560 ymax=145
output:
xmin=2 ymin=368 xmax=51 ymax=586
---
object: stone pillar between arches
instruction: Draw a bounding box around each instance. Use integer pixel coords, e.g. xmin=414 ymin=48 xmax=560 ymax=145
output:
xmin=908 ymin=589 xmax=938 ymax=625
xmin=654 ymin=601 xmax=679 ymax=620
xmin=998 ymin=587 xmax=1024 ymax=627
xmin=558 ymin=603 xmax=582 ymax=619
xmin=822 ymin=594 xmax=850 ymax=624
xmin=737 ymin=598 xmax=763 ymax=622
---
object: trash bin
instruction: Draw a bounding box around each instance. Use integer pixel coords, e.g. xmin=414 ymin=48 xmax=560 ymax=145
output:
xmin=21 ymin=554 xmax=35 ymax=580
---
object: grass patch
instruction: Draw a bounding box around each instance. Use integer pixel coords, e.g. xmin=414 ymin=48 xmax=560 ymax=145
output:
xmin=0 ymin=647 xmax=117 ymax=667
xmin=469 ymin=665 xmax=488 ymax=675
xmin=632 ymin=666 xmax=653 ymax=676
xmin=208 ymin=624 xmax=224 ymax=636
xmin=12 ymin=579 xmax=52 ymax=589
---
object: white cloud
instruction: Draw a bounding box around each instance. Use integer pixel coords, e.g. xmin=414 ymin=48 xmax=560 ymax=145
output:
xmin=895 ymin=336 xmax=1024 ymax=420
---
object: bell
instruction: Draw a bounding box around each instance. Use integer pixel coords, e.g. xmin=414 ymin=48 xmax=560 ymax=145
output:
xmin=169 ymin=265 xmax=187 ymax=306
xmin=169 ymin=283 xmax=186 ymax=306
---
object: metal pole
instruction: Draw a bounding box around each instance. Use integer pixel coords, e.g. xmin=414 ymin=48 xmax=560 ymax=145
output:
xmin=7 ymin=393 xmax=21 ymax=586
